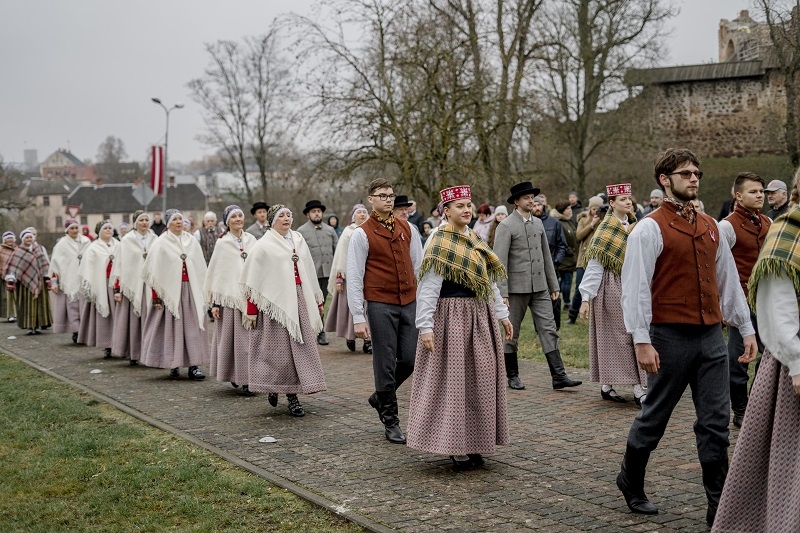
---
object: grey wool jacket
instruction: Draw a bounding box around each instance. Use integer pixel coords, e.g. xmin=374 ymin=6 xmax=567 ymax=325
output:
xmin=297 ymin=220 xmax=338 ymax=278
xmin=492 ymin=209 xmax=560 ymax=298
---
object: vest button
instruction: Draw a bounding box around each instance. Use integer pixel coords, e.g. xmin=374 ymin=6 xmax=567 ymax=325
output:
xmin=701 ymin=310 xmax=705 ymax=314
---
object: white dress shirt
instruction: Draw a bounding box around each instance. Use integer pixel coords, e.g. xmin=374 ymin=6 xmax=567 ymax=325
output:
xmin=620 ymin=217 xmax=755 ymax=344
xmin=756 ymin=271 xmax=800 ymax=376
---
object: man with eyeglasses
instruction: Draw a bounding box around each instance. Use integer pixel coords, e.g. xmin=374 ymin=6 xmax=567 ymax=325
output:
xmin=617 ymin=148 xmax=757 ymax=527
xmin=347 ymin=178 xmax=423 ymax=445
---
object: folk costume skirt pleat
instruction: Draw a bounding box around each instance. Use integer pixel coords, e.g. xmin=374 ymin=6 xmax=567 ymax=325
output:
xmin=324 ymin=281 xmax=355 ymax=341
xmin=209 ymin=306 xmax=250 ymax=385
xmin=589 ymin=270 xmax=646 ymax=386
xmin=140 ymin=282 xmax=208 ymax=369
xmin=407 ymin=297 xmax=509 ymax=456
xmin=248 ymin=285 xmax=326 ymax=395
xmin=711 ymin=351 xmax=800 ymax=533
xmin=77 ymin=286 xmax=115 ymax=348
xmin=50 ymin=291 xmax=80 ymax=334
xmin=15 ymin=281 xmax=52 ymax=330
xmin=111 ymin=286 xmax=148 ymax=360
xmin=0 ymin=286 xmax=16 ymax=319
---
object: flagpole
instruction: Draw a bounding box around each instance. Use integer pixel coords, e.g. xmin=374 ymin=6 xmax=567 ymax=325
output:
xmin=151 ymin=98 xmax=184 ymax=213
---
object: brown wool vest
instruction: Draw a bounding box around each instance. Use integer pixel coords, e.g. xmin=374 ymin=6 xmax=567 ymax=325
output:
xmin=724 ymin=209 xmax=771 ymax=297
xmin=649 ymin=203 xmax=723 ymax=326
xmin=362 ymin=216 xmax=417 ymax=306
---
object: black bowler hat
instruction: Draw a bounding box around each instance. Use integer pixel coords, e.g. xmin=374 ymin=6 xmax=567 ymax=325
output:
xmin=250 ymin=201 xmax=269 ymax=215
xmin=393 ymin=195 xmax=412 ymax=208
xmin=507 ymin=181 xmax=541 ymax=204
xmin=302 ymin=199 xmax=327 ymax=215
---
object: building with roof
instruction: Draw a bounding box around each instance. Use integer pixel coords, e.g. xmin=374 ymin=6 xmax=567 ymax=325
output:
xmin=39 ymin=149 xmax=95 ymax=181
xmin=21 ymin=177 xmax=80 ymax=235
xmin=625 ymin=10 xmax=788 ymax=159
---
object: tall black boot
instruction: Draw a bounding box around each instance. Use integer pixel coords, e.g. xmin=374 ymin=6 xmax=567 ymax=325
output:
xmin=394 ymin=362 xmax=414 ymax=390
xmin=701 ymin=457 xmax=728 ymax=526
xmin=730 ymin=383 xmax=748 ymax=428
xmin=546 ymin=350 xmax=582 ymax=389
xmin=376 ymin=391 xmax=405 ymax=444
xmin=616 ymin=444 xmax=658 ymax=515
xmin=504 ymin=352 xmax=525 ymax=389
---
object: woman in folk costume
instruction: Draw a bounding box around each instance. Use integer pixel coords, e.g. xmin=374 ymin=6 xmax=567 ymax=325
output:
xmin=241 ymin=205 xmax=327 ymax=417
xmin=4 ymin=229 xmax=52 ymax=334
xmin=712 ymin=205 xmax=800 ymax=533
xmin=49 ymin=219 xmax=91 ymax=343
xmin=24 ymin=227 xmax=53 ymax=327
xmin=205 ymin=205 xmax=257 ymax=394
xmin=324 ymin=203 xmax=371 ymax=354
xmin=578 ymin=183 xmax=647 ymax=405
xmin=407 ymin=185 xmax=513 ymax=471
xmin=109 ymin=210 xmax=156 ymax=366
xmin=0 ymin=231 xmax=17 ymax=322
xmin=77 ymin=220 xmax=118 ymax=357
xmin=140 ymin=209 xmax=208 ymax=380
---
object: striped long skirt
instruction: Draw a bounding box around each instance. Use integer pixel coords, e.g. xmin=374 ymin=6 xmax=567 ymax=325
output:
xmin=15 ymin=281 xmax=52 ymax=330
xmin=711 ymin=351 xmax=800 ymax=533
xmin=209 ymin=306 xmax=250 ymax=385
xmin=407 ymin=297 xmax=509 ymax=456
xmin=77 ymin=286 xmax=115 ymax=348
xmin=51 ymin=291 xmax=81 ymax=334
xmin=140 ymin=282 xmax=208 ymax=369
xmin=0 ymin=286 xmax=16 ymax=319
xmin=111 ymin=286 xmax=148 ymax=361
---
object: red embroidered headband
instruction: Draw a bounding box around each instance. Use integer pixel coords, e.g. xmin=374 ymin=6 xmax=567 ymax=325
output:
xmin=606 ymin=183 xmax=632 ymax=197
xmin=440 ymin=185 xmax=471 ymax=205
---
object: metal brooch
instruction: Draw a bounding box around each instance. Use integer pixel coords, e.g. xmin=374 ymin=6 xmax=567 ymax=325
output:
xmin=142 ymin=252 xmax=148 ymax=259
xmin=109 ymin=255 xmax=114 ymax=261
xmin=241 ymin=252 xmax=248 ymax=260
xmin=291 ymin=253 xmax=299 ymax=263
xmin=180 ymin=253 xmax=187 ymax=260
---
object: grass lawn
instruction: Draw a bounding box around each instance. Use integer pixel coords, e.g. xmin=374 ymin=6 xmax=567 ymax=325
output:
xmin=0 ymin=354 xmax=365 ymax=533
xmin=516 ymin=304 xmax=591 ymax=370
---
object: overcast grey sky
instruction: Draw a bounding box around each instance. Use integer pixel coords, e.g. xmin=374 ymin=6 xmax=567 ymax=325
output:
xmin=0 ymin=0 xmax=751 ymax=167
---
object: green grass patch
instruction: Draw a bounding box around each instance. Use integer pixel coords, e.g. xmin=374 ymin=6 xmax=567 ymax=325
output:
xmin=516 ymin=306 xmax=590 ymax=369
xmin=0 ymin=354 xmax=365 ymax=533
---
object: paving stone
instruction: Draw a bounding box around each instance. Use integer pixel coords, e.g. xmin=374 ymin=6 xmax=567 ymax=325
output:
xmin=0 ymin=323 xmax=726 ymax=532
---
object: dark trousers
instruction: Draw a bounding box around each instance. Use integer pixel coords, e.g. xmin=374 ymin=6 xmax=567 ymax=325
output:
xmin=366 ymin=301 xmax=417 ymax=392
xmin=318 ymin=277 xmax=329 ymax=305
xmin=727 ymin=312 xmax=763 ymax=387
xmin=559 ymin=270 xmax=574 ymax=308
xmin=627 ymin=324 xmax=730 ymax=463
xmin=568 ymin=267 xmax=585 ymax=320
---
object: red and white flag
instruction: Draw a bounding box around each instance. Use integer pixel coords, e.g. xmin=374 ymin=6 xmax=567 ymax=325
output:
xmin=150 ymin=145 xmax=164 ymax=195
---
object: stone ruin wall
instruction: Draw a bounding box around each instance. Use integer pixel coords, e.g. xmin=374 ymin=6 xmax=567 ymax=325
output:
xmin=637 ymin=70 xmax=788 ymax=159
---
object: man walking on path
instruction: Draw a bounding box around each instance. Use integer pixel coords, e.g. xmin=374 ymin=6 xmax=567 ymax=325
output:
xmin=298 ymin=200 xmax=338 ymax=346
xmin=492 ymin=182 xmax=582 ymax=391
xmin=347 ymin=178 xmax=422 ymax=444
xmin=718 ymin=172 xmax=770 ymax=428
xmin=246 ymin=202 xmax=270 ymax=239
xmin=618 ymin=148 xmax=757 ymax=527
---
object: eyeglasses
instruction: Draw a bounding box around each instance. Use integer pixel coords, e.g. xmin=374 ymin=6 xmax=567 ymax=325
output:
xmin=369 ymin=194 xmax=396 ymax=201
xmin=667 ymin=170 xmax=703 ymax=180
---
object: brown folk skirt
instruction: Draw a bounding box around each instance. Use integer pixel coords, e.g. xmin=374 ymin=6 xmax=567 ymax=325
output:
xmin=407 ymin=297 xmax=509 ymax=456
xmin=248 ymin=286 xmax=326 ymax=395
xmin=15 ymin=281 xmax=52 ymax=330
xmin=140 ymin=282 xmax=208 ymax=369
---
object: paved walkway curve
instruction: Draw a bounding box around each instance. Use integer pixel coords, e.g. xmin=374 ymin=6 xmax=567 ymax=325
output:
xmin=1 ymin=322 xmax=728 ymax=532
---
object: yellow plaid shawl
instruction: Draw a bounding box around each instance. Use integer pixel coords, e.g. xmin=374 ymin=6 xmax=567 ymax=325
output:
xmin=748 ymin=204 xmax=800 ymax=310
xmin=581 ymin=211 xmax=637 ymax=275
xmin=419 ymin=224 xmax=506 ymax=301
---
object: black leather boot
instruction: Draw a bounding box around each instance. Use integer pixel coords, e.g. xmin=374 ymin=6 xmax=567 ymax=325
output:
xmin=317 ymin=331 xmax=329 ymax=346
xmin=730 ymin=383 xmax=748 ymax=428
xmin=546 ymin=350 xmax=582 ymax=389
xmin=368 ymin=391 xmax=384 ymax=424
xmin=376 ymin=391 xmax=405 ymax=444
xmin=362 ymin=340 xmax=372 ymax=354
xmin=616 ymin=444 xmax=658 ymax=515
xmin=395 ymin=362 xmax=414 ymax=390
xmin=504 ymin=352 xmax=525 ymax=389
xmin=188 ymin=366 xmax=205 ymax=380
xmin=103 ymin=348 xmax=112 ymax=359
xmin=701 ymin=457 xmax=728 ymax=526
xmin=346 ymin=340 xmax=356 ymax=352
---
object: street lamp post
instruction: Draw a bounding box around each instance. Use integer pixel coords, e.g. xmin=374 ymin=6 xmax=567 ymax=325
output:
xmin=151 ymin=98 xmax=184 ymax=213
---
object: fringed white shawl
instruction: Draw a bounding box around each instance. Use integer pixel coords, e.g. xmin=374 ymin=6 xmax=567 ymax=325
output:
xmin=109 ymin=230 xmax=156 ymax=316
xmin=240 ymin=228 xmax=323 ymax=343
xmin=142 ymin=230 xmax=207 ymax=330
xmin=49 ymin=235 xmax=91 ymax=301
xmin=204 ymin=231 xmax=257 ymax=314
xmin=77 ymin=237 xmax=117 ymax=318
xmin=327 ymin=223 xmax=357 ymax=294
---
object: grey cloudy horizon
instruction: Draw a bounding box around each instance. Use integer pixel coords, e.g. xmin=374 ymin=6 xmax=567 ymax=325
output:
xmin=0 ymin=0 xmax=751 ymax=167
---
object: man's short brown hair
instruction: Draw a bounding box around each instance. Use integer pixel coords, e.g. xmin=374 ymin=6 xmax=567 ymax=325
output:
xmin=733 ymin=172 xmax=765 ymax=193
xmin=368 ymin=178 xmax=393 ymax=195
xmin=653 ymin=148 xmax=700 ymax=190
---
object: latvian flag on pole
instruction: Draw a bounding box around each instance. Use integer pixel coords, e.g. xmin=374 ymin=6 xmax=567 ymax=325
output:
xmin=150 ymin=145 xmax=164 ymax=195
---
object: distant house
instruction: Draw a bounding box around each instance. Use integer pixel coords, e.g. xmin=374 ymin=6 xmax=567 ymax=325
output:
xmin=66 ymin=181 xmax=208 ymax=234
xmin=22 ymin=177 xmax=80 ymax=233
xmin=39 ymin=149 xmax=95 ymax=181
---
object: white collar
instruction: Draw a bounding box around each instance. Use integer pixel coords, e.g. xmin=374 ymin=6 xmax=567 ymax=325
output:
xmin=516 ymin=209 xmax=532 ymax=222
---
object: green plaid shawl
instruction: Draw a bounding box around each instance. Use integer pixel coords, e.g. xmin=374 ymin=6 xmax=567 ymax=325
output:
xmin=748 ymin=204 xmax=800 ymax=310
xmin=581 ymin=211 xmax=637 ymax=275
xmin=419 ymin=224 xmax=506 ymax=302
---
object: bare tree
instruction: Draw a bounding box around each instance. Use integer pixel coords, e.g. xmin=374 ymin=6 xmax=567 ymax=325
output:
xmin=536 ymin=0 xmax=675 ymax=199
xmin=0 ymin=158 xmax=32 ymax=215
xmin=756 ymin=0 xmax=800 ymax=167
xmin=188 ymin=29 xmax=295 ymax=204
xmin=95 ymin=135 xmax=133 ymax=182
